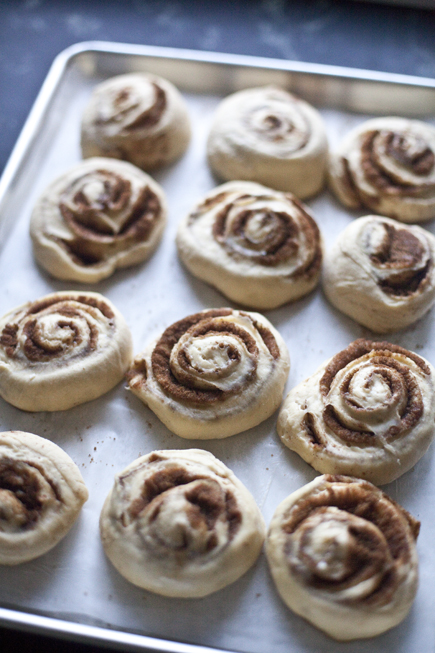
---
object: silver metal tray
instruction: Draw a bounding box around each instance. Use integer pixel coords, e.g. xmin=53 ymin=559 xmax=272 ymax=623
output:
xmin=0 ymin=41 xmax=435 ymax=653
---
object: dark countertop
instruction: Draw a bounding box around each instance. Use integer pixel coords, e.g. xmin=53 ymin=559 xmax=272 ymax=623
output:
xmin=0 ymin=0 xmax=434 ymax=651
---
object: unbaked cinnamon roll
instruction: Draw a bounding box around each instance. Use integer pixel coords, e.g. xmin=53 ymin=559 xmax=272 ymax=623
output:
xmin=207 ymin=86 xmax=328 ymax=198
xmin=0 ymin=430 xmax=88 ymax=565
xmin=81 ymin=72 xmax=191 ymax=171
xmin=323 ymin=215 xmax=435 ymax=332
xmin=277 ymin=339 xmax=435 ymax=485
xmin=100 ymin=448 xmax=266 ymax=597
xmin=0 ymin=291 xmax=132 ymax=411
xmin=176 ymin=181 xmax=323 ymax=310
xmin=30 ymin=158 xmax=167 ymax=283
xmin=329 ymin=117 xmax=435 ymax=223
xmin=266 ymin=474 xmax=419 ymax=640
xmin=127 ymin=308 xmax=290 ymax=439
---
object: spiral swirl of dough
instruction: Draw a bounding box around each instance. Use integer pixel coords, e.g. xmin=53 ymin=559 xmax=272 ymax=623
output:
xmin=177 ymin=181 xmax=323 ymax=309
xmin=323 ymin=215 xmax=435 ymax=332
xmin=81 ymin=73 xmax=191 ymax=171
xmin=0 ymin=431 xmax=88 ymax=565
xmin=278 ymin=339 xmax=435 ymax=485
xmin=0 ymin=291 xmax=132 ymax=412
xmin=127 ymin=308 xmax=290 ymax=439
xmin=266 ymin=474 xmax=419 ymax=640
xmin=207 ymin=86 xmax=328 ymax=198
xmin=329 ymin=117 xmax=435 ymax=223
xmin=100 ymin=448 xmax=265 ymax=597
xmin=30 ymin=158 xmax=167 ymax=283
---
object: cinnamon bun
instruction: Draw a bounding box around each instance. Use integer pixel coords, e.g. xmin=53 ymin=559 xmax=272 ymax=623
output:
xmin=127 ymin=308 xmax=290 ymax=439
xmin=277 ymin=339 xmax=435 ymax=485
xmin=207 ymin=86 xmax=328 ymax=198
xmin=100 ymin=448 xmax=265 ymax=597
xmin=0 ymin=430 xmax=88 ymax=565
xmin=176 ymin=181 xmax=323 ymax=309
xmin=30 ymin=158 xmax=167 ymax=283
xmin=81 ymin=73 xmax=191 ymax=171
xmin=323 ymin=215 xmax=435 ymax=332
xmin=329 ymin=117 xmax=435 ymax=223
xmin=266 ymin=474 xmax=419 ymax=640
xmin=0 ymin=291 xmax=132 ymax=411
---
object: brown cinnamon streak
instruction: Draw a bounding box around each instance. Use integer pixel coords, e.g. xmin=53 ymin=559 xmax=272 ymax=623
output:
xmin=151 ymin=309 xmax=233 ymax=404
xmin=282 ymin=476 xmax=419 ymax=606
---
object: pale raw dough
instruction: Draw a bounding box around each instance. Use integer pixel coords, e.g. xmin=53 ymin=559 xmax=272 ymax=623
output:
xmin=0 ymin=291 xmax=132 ymax=411
xmin=30 ymin=157 xmax=167 ymax=283
xmin=127 ymin=307 xmax=290 ymax=439
xmin=207 ymin=86 xmax=328 ymax=198
xmin=277 ymin=338 xmax=435 ymax=485
xmin=328 ymin=117 xmax=435 ymax=223
xmin=100 ymin=448 xmax=266 ymax=597
xmin=0 ymin=430 xmax=88 ymax=565
xmin=265 ymin=474 xmax=420 ymax=641
xmin=81 ymin=72 xmax=191 ymax=171
xmin=176 ymin=181 xmax=323 ymax=310
xmin=323 ymin=215 xmax=435 ymax=332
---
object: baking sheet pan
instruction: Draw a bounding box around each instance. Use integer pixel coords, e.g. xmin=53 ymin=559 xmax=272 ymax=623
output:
xmin=0 ymin=41 xmax=435 ymax=653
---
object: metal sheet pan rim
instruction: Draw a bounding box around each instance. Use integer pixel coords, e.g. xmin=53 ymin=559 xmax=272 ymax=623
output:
xmin=63 ymin=40 xmax=435 ymax=88
xmin=0 ymin=605 xmax=239 ymax=653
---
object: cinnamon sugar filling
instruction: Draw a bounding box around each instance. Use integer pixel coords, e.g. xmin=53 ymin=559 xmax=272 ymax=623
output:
xmin=211 ymin=194 xmax=322 ymax=278
xmin=149 ymin=309 xmax=280 ymax=404
xmin=303 ymin=412 xmax=323 ymax=447
xmin=296 ymin=507 xmax=389 ymax=591
xmin=0 ymin=458 xmax=61 ymax=529
xmin=366 ymin=222 xmax=432 ymax=296
xmin=58 ymin=172 xmax=162 ymax=266
xmin=318 ymin=341 xmax=426 ymax=445
xmin=125 ymin=465 xmax=241 ymax=548
xmin=281 ymin=476 xmax=419 ymax=606
xmin=121 ymin=83 xmax=166 ymax=130
xmin=386 ymin=131 xmax=434 ymax=176
xmin=359 ymin=130 xmax=434 ymax=197
xmin=245 ymin=100 xmax=310 ymax=149
xmin=96 ymin=82 xmax=167 ymax=131
xmin=0 ymin=295 xmax=114 ymax=361
xmin=28 ymin=295 xmax=115 ymax=320
xmin=21 ymin=318 xmax=97 ymax=362
xmin=320 ymin=339 xmax=430 ymax=395
xmin=0 ymin=324 xmax=18 ymax=357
